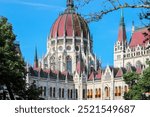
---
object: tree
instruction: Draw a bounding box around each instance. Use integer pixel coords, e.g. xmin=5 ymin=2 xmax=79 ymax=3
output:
xmin=0 ymin=16 xmax=41 ymax=100
xmin=75 ymin=0 xmax=150 ymax=23
xmin=123 ymin=62 xmax=150 ymax=100
xmin=25 ymin=82 xmax=42 ymax=100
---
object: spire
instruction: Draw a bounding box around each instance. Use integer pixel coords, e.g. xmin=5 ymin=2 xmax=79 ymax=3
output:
xmin=120 ymin=9 xmax=125 ymax=26
xmin=34 ymin=47 xmax=38 ymax=68
xmin=131 ymin=21 xmax=135 ymax=35
xmin=117 ymin=9 xmax=127 ymax=43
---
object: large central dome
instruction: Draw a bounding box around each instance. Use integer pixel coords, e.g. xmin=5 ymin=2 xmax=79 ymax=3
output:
xmin=50 ymin=0 xmax=89 ymax=39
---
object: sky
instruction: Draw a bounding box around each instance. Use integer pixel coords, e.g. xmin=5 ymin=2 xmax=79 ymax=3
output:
xmin=0 ymin=0 xmax=144 ymax=67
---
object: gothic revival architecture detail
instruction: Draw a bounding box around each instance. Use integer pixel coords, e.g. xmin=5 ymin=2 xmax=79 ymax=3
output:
xmin=27 ymin=0 xmax=150 ymax=100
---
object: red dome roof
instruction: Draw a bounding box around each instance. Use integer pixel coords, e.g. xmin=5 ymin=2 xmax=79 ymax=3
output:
xmin=50 ymin=0 xmax=89 ymax=39
xmin=50 ymin=13 xmax=89 ymax=39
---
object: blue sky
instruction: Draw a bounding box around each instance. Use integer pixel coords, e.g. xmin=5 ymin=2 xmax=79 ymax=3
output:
xmin=0 ymin=0 xmax=144 ymax=67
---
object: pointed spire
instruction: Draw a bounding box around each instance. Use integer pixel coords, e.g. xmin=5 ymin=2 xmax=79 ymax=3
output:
xmin=131 ymin=21 xmax=135 ymax=35
xmin=117 ymin=9 xmax=127 ymax=43
xmin=34 ymin=47 xmax=38 ymax=68
xmin=120 ymin=8 xmax=125 ymax=26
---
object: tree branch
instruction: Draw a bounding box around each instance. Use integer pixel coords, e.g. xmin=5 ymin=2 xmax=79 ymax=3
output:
xmin=85 ymin=4 xmax=150 ymax=23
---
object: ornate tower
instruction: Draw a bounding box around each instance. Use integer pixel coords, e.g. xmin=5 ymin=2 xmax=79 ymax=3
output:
xmin=40 ymin=0 xmax=99 ymax=77
xmin=114 ymin=10 xmax=127 ymax=68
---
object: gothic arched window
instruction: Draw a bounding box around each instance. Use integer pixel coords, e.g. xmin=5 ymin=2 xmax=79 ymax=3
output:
xmin=66 ymin=56 xmax=72 ymax=73
xmin=105 ymin=87 xmax=109 ymax=98
xmin=50 ymin=56 xmax=55 ymax=70
xmin=98 ymin=88 xmax=101 ymax=98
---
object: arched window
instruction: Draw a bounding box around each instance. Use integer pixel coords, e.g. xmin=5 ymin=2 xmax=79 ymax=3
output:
xmin=50 ymin=56 xmax=55 ymax=70
xmin=50 ymin=87 xmax=52 ymax=97
xmin=124 ymin=86 xmax=128 ymax=93
xmin=115 ymin=87 xmax=118 ymax=96
xmin=66 ymin=56 xmax=72 ymax=73
xmin=95 ymin=89 xmax=98 ymax=98
xmin=59 ymin=88 xmax=61 ymax=98
xmin=98 ymin=88 xmax=101 ymax=98
xmin=105 ymin=87 xmax=109 ymax=97
xmin=87 ymin=89 xmax=90 ymax=98
xmin=53 ymin=87 xmax=55 ymax=98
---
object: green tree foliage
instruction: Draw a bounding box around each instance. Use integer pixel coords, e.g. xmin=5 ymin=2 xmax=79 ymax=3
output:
xmin=0 ymin=16 xmax=41 ymax=100
xmin=123 ymin=63 xmax=150 ymax=100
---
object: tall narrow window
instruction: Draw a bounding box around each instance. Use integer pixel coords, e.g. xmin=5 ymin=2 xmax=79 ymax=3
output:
xmin=68 ymin=89 xmax=70 ymax=99
xmin=44 ymin=86 xmax=46 ymax=96
xmin=124 ymin=86 xmax=128 ymax=93
xmin=95 ymin=89 xmax=98 ymax=98
xmin=50 ymin=87 xmax=52 ymax=97
xmin=76 ymin=89 xmax=78 ymax=99
xmin=66 ymin=56 xmax=72 ymax=73
xmin=119 ymin=86 xmax=121 ymax=96
xmin=59 ymin=88 xmax=61 ymax=98
xmin=98 ymin=88 xmax=101 ymax=98
xmin=62 ymin=89 xmax=64 ymax=98
xmin=53 ymin=87 xmax=55 ymax=98
xmin=83 ymin=89 xmax=85 ymax=99
xmin=115 ymin=87 xmax=118 ymax=96
xmin=91 ymin=89 xmax=93 ymax=98
xmin=105 ymin=87 xmax=109 ymax=97
xmin=70 ymin=89 xmax=73 ymax=99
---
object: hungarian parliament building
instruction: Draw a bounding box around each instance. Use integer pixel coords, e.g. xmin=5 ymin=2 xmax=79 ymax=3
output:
xmin=27 ymin=0 xmax=150 ymax=100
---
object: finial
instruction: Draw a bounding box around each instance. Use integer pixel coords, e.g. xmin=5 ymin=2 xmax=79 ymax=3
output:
xmin=121 ymin=8 xmax=124 ymax=18
xmin=67 ymin=0 xmax=74 ymax=8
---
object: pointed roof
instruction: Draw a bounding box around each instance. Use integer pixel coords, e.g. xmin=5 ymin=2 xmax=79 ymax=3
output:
xmin=129 ymin=27 xmax=150 ymax=47
xmin=117 ymin=9 xmax=127 ymax=43
xmin=95 ymin=69 xmax=102 ymax=79
xmin=115 ymin=67 xmax=126 ymax=77
xmin=88 ymin=71 xmax=94 ymax=80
